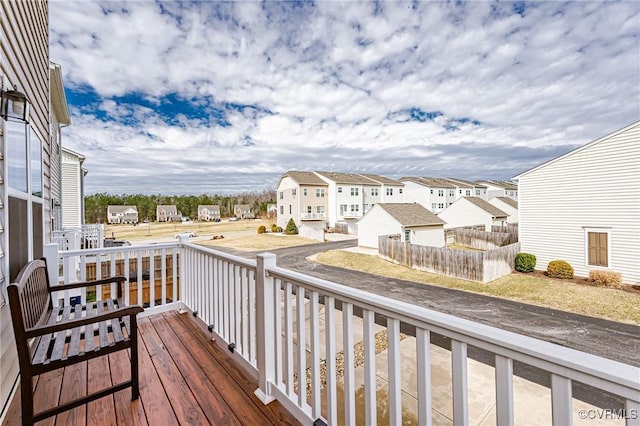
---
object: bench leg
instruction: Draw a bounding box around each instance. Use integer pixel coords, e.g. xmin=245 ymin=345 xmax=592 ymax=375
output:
xmin=131 ymin=316 xmax=140 ymax=400
xmin=20 ymin=373 xmax=34 ymax=426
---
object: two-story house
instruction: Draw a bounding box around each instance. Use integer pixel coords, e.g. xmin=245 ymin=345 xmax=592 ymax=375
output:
xmin=234 ymin=204 xmax=254 ymax=219
xmin=107 ymin=205 xmax=139 ymax=224
xmin=446 ymin=178 xmax=488 ymax=200
xmin=198 ymin=205 xmax=221 ymax=221
xmin=276 ymin=171 xmax=329 ymax=230
xmin=475 ymin=180 xmax=518 ymax=200
xmin=400 ymin=177 xmax=458 ymax=213
xmin=156 ymin=205 xmax=181 ymax=222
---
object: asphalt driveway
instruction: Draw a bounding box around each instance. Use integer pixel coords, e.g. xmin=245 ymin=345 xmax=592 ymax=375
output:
xmin=212 ymin=239 xmax=640 ymax=367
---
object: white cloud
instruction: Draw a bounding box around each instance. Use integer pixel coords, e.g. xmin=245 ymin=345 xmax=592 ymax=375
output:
xmin=49 ymin=1 xmax=640 ymax=194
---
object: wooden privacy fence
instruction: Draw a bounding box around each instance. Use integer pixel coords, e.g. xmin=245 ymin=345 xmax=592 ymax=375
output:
xmin=84 ymin=255 xmax=179 ymax=306
xmin=379 ymin=235 xmax=520 ymax=282
xmin=492 ymin=223 xmax=518 ymax=234
xmin=446 ymin=228 xmax=518 ymax=250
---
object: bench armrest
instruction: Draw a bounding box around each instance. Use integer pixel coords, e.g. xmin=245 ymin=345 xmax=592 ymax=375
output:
xmin=51 ymin=276 xmax=127 ymax=292
xmin=25 ymin=305 xmax=143 ymax=339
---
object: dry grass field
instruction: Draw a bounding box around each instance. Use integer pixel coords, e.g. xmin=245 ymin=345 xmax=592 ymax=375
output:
xmin=197 ymin=234 xmax=320 ymax=251
xmin=105 ymin=219 xmax=272 ymax=241
xmin=313 ymin=250 xmax=640 ymax=324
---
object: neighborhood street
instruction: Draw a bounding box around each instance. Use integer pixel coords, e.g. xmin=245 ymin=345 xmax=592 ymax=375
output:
xmin=218 ymin=239 xmax=640 ymax=368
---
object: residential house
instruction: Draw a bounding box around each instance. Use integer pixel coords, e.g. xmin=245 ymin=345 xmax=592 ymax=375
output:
xmin=234 ymin=204 xmax=254 ymax=219
xmin=276 ymin=171 xmax=329 ymax=230
xmin=446 ymin=178 xmax=488 ymax=200
xmin=49 ymin=62 xmax=71 ymax=231
xmin=358 ymin=203 xmax=446 ymax=249
xmin=400 ymin=177 xmax=458 ymax=213
xmin=266 ymin=203 xmax=277 ymax=219
xmin=1 ymin=0 xmax=51 ymax=413
xmin=438 ymin=197 xmax=508 ymax=231
xmin=476 ymin=180 xmax=518 ymax=200
xmin=107 ymin=205 xmax=139 ymax=224
xmin=156 ymin=205 xmax=181 ymax=222
xmin=61 ymin=147 xmax=87 ymax=229
xmin=488 ymin=197 xmax=518 ymax=223
xmin=515 ymin=121 xmax=640 ymax=285
xmin=314 ymin=171 xmax=404 ymax=234
xmin=198 ymin=205 xmax=221 ymax=221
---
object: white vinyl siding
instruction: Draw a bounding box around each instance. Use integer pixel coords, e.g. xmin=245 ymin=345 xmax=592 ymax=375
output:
xmin=518 ymin=122 xmax=640 ymax=284
xmin=1 ymin=0 xmax=51 ymax=415
xmin=410 ymin=226 xmax=446 ymax=247
xmin=358 ymin=206 xmax=445 ymax=249
xmin=438 ymin=198 xmax=506 ymax=231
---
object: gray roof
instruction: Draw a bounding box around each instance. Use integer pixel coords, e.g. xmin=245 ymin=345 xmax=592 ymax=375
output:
xmin=463 ymin=197 xmax=508 ymax=217
xmin=235 ymin=204 xmax=251 ymax=211
xmin=493 ymin=197 xmax=518 ymax=209
xmin=446 ymin=177 xmax=477 ymax=188
xmin=108 ymin=205 xmax=138 ymax=214
xmin=477 ymin=180 xmax=518 ymax=190
xmin=198 ymin=205 xmax=220 ymax=212
xmin=376 ymin=203 xmax=446 ymax=227
xmin=358 ymin=173 xmax=403 ymax=186
xmin=282 ymin=171 xmax=328 ymax=186
xmin=157 ymin=205 xmax=178 ymax=213
xmin=315 ymin=171 xmax=379 ymax=185
xmin=400 ymin=177 xmax=456 ymax=189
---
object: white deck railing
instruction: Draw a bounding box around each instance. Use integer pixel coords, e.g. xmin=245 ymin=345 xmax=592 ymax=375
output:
xmin=45 ymin=242 xmax=640 ymax=426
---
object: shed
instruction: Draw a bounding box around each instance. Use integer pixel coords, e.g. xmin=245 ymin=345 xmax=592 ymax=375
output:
xmin=358 ymin=203 xmax=446 ymax=249
xmin=437 ymin=197 xmax=508 ymax=232
xmin=488 ymin=197 xmax=519 ymax=223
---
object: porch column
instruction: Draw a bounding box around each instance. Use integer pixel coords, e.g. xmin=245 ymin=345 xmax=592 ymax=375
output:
xmin=255 ymin=252 xmax=277 ymax=404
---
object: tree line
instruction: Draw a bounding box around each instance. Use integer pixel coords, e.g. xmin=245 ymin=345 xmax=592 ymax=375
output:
xmin=85 ymin=190 xmax=276 ymax=223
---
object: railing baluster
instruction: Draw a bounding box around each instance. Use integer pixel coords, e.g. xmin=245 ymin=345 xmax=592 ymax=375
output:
xmin=204 ymin=253 xmax=211 ymax=325
xmin=242 ymin=268 xmax=249 ymax=358
xmin=216 ymin=258 xmax=222 ymax=335
xmin=136 ymin=250 xmax=143 ymax=306
xmin=551 ymin=374 xmax=572 ymax=426
xmin=451 ymin=340 xmax=469 ymax=426
xmin=363 ymin=309 xmax=377 ymax=426
xmin=343 ymin=302 xmax=355 ymax=425
xmin=235 ymin=264 xmax=241 ymax=349
xmin=274 ymin=278 xmax=283 ymax=386
xmin=285 ymin=281 xmax=294 ymax=397
xmin=110 ymin=252 xmax=116 ymax=299
xmin=172 ymin=249 xmax=177 ymax=303
xmin=416 ymin=328 xmax=432 ymax=426
xmin=124 ymin=251 xmax=130 ymax=305
xmin=388 ymin=317 xmax=402 ymax=425
xmin=161 ymin=248 xmax=166 ymax=305
xmin=495 ymin=355 xmax=514 ymax=426
xmin=249 ymin=269 xmax=256 ymax=364
xmin=63 ymin=256 xmax=71 ymax=305
xmin=325 ymin=296 xmax=337 ymax=425
xmin=310 ymin=290 xmax=321 ymax=419
xmin=296 ymin=285 xmax=306 ymax=408
xmin=95 ymin=252 xmax=101 ymax=302
xmin=149 ymin=249 xmax=155 ymax=308
xmin=223 ymin=261 xmax=229 ymax=341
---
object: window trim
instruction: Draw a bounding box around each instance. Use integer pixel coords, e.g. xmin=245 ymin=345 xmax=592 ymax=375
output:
xmin=583 ymin=227 xmax=611 ymax=268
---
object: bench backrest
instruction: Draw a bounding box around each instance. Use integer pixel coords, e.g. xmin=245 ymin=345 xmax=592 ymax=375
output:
xmin=8 ymin=259 xmax=53 ymax=360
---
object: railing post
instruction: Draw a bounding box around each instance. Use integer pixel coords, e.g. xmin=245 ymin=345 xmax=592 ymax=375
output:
xmin=178 ymin=236 xmax=189 ymax=307
xmin=44 ymin=243 xmax=60 ymax=306
xmin=255 ymin=252 xmax=277 ymax=404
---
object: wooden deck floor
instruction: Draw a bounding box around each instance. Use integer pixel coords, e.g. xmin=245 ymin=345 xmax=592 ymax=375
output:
xmin=3 ymin=310 xmax=300 ymax=425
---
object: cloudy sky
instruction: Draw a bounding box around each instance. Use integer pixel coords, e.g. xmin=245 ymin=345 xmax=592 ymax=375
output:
xmin=50 ymin=1 xmax=640 ymax=195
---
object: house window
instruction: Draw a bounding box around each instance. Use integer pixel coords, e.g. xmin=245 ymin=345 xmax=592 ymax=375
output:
xmin=289 ymin=205 xmax=292 ymax=214
xmin=351 ymin=187 xmax=359 ymax=196
xmin=459 ymin=189 xmax=462 ymax=194
xmin=386 ymin=188 xmax=393 ymax=196
xmin=586 ymin=230 xmax=609 ymax=267
xmin=350 ymin=204 xmax=359 ymax=212
xmin=371 ymin=188 xmax=378 ymax=196
xmin=307 ymin=206 xmax=312 ymax=213
xmin=476 ymin=189 xmax=481 ymax=196
xmin=316 ymin=206 xmax=325 ymax=214
xmin=438 ymin=190 xmax=444 ymax=197
xmin=364 ymin=204 xmax=369 ymax=212
xmin=465 ymin=190 xmax=471 ymax=196
xmin=449 ymin=190 xmax=455 ymax=197
xmin=430 ymin=189 xmax=434 ymax=194
xmin=279 ymin=191 xmax=283 ymax=199
xmin=303 ymin=188 xmax=308 ymax=196
xmin=438 ymin=203 xmax=444 ymax=209
xmin=280 ymin=205 xmax=284 ymax=215
xmin=340 ymin=204 xmax=347 ymax=215
xmin=404 ymin=229 xmax=411 ymax=243
xmin=338 ymin=187 xmax=342 ymax=193
xmin=399 ymin=188 xmax=403 ymax=194
xmin=316 ymin=188 xmax=325 ymax=197
xmin=292 ymin=189 xmax=297 ymax=196
xmin=431 ymin=203 xmax=437 ymax=209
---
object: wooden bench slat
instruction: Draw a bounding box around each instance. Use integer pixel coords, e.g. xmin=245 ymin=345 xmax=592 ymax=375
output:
xmin=67 ymin=304 xmax=84 ymax=358
xmin=84 ymin=303 xmax=97 ymax=353
xmin=32 ymin=305 xmax=63 ymax=365
xmin=49 ymin=305 xmax=73 ymax=363
xmin=108 ymin=299 xmax=125 ymax=344
xmin=98 ymin=301 xmax=111 ymax=349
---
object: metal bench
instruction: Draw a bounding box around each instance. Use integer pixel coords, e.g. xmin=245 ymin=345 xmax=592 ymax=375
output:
xmin=8 ymin=258 xmax=143 ymax=426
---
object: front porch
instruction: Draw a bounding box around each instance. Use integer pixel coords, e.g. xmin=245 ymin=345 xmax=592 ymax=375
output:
xmin=2 ymin=309 xmax=298 ymax=425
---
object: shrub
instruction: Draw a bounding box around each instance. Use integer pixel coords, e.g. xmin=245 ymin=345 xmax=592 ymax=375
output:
xmin=547 ymin=260 xmax=574 ymax=279
xmin=277 ymin=226 xmax=283 ymax=233
xmin=285 ymin=218 xmax=298 ymax=235
xmin=257 ymin=225 xmax=266 ymax=234
xmin=271 ymin=223 xmax=278 ymax=233
xmin=589 ymin=270 xmax=622 ymax=289
xmin=515 ymin=253 xmax=536 ymax=273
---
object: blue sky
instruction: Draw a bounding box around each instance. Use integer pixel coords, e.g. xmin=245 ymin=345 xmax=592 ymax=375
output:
xmin=50 ymin=1 xmax=640 ymax=195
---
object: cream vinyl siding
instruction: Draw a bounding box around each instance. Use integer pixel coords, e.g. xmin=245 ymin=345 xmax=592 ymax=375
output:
xmin=358 ymin=207 xmax=403 ymax=249
xmin=517 ymin=122 xmax=640 ymax=284
xmin=400 ymin=181 xmax=430 ymax=210
xmin=61 ymin=151 xmax=82 ymax=228
xmin=0 ymin=0 xmax=50 ymax=417
xmin=489 ymin=198 xmax=519 ymax=223
xmin=410 ymin=226 xmax=446 ymax=247
xmin=276 ymin=176 xmax=300 ymax=229
xmin=438 ymin=199 xmax=504 ymax=231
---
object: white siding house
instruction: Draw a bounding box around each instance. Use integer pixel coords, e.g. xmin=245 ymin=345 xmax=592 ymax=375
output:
xmin=515 ymin=121 xmax=640 ymax=285
xmin=1 ymin=0 xmax=51 ymax=416
xmin=358 ymin=203 xmax=446 ymax=249
xmin=50 ymin=62 xmax=71 ymax=231
xmin=438 ymin=197 xmax=508 ymax=231
xmin=61 ymin=147 xmax=86 ymax=229
xmin=488 ymin=197 xmax=519 ymax=223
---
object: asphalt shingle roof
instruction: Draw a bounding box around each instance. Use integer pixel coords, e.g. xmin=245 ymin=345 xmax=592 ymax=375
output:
xmin=283 ymin=171 xmax=328 ymax=186
xmin=463 ymin=197 xmax=508 ymax=217
xmin=494 ymin=197 xmax=518 ymax=209
xmin=376 ymin=203 xmax=446 ymax=226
